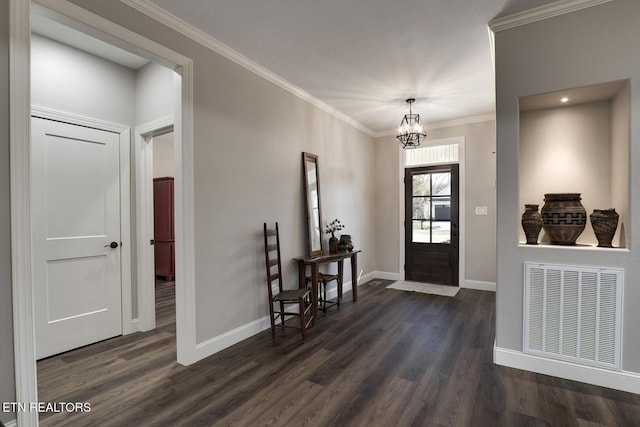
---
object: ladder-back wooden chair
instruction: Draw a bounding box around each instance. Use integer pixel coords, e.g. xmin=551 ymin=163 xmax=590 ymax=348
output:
xmin=263 ymin=222 xmax=314 ymax=342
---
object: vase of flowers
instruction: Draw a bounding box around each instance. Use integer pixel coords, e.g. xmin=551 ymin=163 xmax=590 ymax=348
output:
xmin=325 ymin=219 xmax=344 ymax=254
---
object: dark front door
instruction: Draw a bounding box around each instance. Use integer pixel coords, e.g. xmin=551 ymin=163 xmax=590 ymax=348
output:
xmin=405 ymin=164 xmax=459 ymax=286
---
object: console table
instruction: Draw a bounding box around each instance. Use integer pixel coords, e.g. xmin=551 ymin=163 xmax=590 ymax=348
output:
xmin=293 ymin=250 xmax=361 ymax=322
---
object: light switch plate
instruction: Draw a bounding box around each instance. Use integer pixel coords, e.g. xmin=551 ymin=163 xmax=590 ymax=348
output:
xmin=475 ymin=206 xmax=488 ymax=215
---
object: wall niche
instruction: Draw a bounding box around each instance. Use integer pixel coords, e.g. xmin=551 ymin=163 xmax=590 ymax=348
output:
xmin=518 ymin=80 xmax=629 ymax=248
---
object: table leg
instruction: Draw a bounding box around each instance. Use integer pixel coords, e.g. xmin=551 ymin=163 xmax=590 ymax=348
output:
xmin=337 ymin=259 xmax=344 ymax=303
xmin=351 ymin=252 xmax=358 ymax=302
xmin=311 ymin=263 xmax=319 ymax=324
xmin=297 ymin=260 xmax=306 ymax=290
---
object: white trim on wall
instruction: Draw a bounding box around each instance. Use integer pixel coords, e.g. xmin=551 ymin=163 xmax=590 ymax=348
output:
xmin=30 ymin=106 xmax=135 ymax=335
xmin=135 ymin=115 xmax=174 ymax=332
xmin=462 ymin=280 xmax=496 ymax=292
xmin=494 ymin=345 xmax=640 ymax=394
xmin=366 ymin=273 xmax=495 ymax=292
xmin=489 ymin=0 xmax=614 ymax=32
xmin=372 ymin=271 xmax=403 ymax=281
xmin=9 ymin=1 xmax=38 ymax=426
xmin=192 ymin=273 xmax=374 ymax=360
xmin=172 ymin=63 xmax=198 ymax=365
xmin=398 ymin=136 xmax=466 ymax=288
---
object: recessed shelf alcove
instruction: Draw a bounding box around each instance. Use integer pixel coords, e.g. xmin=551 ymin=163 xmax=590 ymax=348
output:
xmin=518 ymin=80 xmax=630 ymax=249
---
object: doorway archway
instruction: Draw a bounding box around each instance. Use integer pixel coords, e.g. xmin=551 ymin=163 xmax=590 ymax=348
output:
xmin=9 ymin=1 xmax=196 ymax=425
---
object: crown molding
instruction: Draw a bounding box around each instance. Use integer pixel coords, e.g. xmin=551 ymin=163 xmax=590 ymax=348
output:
xmin=374 ymin=113 xmax=496 ymax=138
xmin=425 ymin=113 xmax=496 ymax=130
xmin=489 ymin=0 xmax=614 ymax=32
xmin=120 ymin=0 xmax=375 ymax=137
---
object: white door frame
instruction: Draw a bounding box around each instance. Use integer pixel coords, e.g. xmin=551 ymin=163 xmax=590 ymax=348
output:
xmin=30 ymin=106 xmax=135 ymax=336
xmin=135 ymin=116 xmax=174 ymax=332
xmin=10 ymin=1 xmax=196 ymax=426
xmin=398 ymin=136 xmax=466 ymax=286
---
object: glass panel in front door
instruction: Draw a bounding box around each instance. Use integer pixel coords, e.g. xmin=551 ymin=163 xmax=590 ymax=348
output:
xmin=411 ymin=171 xmax=452 ymax=244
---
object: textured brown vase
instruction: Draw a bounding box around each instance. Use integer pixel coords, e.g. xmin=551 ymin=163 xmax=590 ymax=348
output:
xmin=590 ymin=208 xmax=619 ymax=248
xmin=521 ymin=204 xmax=543 ymax=244
xmin=541 ymin=193 xmax=586 ymax=245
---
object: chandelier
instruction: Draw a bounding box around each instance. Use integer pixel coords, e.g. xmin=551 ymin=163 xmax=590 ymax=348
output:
xmin=396 ymin=98 xmax=426 ymax=149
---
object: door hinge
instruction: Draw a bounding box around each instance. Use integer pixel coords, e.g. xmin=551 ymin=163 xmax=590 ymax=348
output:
xmin=150 ymin=239 xmax=155 ymax=245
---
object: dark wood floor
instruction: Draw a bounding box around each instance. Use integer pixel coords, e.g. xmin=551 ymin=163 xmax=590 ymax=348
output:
xmin=37 ymin=279 xmax=640 ymax=426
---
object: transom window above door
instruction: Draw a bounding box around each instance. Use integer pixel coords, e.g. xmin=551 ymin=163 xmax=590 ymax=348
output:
xmin=405 ymin=143 xmax=459 ymax=167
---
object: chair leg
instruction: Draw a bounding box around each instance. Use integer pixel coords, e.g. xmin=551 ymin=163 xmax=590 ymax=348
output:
xmin=268 ymin=301 xmax=276 ymax=341
xmin=279 ymin=301 xmax=285 ymax=328
xmin=321 ymin=280 xmax=327 ymax=314
xmin=306 ymin=292 xmax=315 ymax=327
xmin=299 ymin=296 xmax=307 ymax=342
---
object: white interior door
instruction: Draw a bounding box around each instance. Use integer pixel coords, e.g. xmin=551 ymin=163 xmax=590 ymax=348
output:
xmin=32 ymin=117 xmax=123 ymax=359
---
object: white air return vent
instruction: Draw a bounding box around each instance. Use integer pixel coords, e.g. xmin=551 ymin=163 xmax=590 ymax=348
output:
xmin=524 ymin=263 xmax=623 ymax=370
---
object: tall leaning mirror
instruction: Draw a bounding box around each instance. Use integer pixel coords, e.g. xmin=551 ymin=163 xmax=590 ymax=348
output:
xmin=303 ymin=152 xmax=324 ymax=256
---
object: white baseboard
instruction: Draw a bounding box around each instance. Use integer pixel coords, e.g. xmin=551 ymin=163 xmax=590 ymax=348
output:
xmin=462 ymin=279 xmax=496 ymax=292
xmin=193 ymin=272 xmax=379 ymax=361
xmin=494 ymin=345 xmax=640 ymax=394
xmin=335 ymin=279 xmax=353 ymax=299
xmin=194 ymin=316 xmax=272 ymax=360
xmin=188 ymin=273 xmax=488 ymax=368
xmin=124 ymin=318 xmax=140 ymax=335
xmin=372 ymin=271 xmax=402 ymax=281
xmin=371 ymin=272 xmax=496 ymax=292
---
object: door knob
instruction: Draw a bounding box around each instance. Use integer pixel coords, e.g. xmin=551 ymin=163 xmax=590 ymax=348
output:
xmin=105 ymin=241 xmax=119 ymax=249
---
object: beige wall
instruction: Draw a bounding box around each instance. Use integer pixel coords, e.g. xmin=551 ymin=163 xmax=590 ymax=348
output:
xmin=374 ymin=135 xmax=401 ymax=273
xmin=374 ymin=119 xmax=496 ymax=285
xmin=59 ymin=0 xmax=377 ymax=343
xmin=191 ymin=84 xmax=375 ymax=340
xmin=495 ymin=0 xmax=640 ymax=373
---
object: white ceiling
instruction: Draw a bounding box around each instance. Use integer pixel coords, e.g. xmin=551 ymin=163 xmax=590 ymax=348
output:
xmin=33 ymin=0 xmax=564 ymax=135
xmin=145 ymin=0 xmax=561 ymax=134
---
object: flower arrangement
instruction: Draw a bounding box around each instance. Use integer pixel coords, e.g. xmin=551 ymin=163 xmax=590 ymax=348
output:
xmin=325 ymin=219 xmax=344 ymax=238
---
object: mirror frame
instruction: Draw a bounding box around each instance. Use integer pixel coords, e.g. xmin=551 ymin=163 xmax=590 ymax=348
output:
xmin=302 ymin=152 xmax=324 ymax=257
